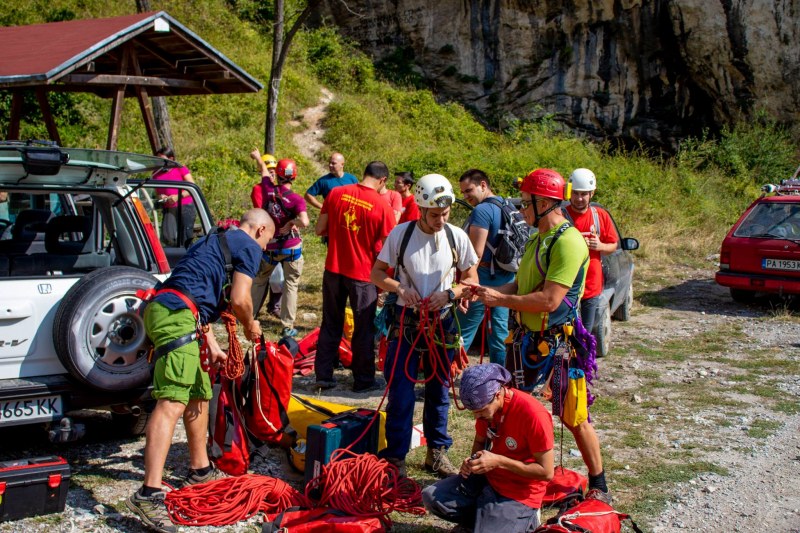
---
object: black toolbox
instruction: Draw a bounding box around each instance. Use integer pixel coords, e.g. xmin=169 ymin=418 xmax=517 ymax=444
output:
xmin=0 ymin=456 xmax=70 ymax=522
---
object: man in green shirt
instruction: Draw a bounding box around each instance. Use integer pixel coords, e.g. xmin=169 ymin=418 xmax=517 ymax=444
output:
xmin=471 ymin=168 xmax=611 ymax=504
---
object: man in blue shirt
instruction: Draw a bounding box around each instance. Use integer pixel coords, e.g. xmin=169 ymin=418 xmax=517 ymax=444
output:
xmin=304 ymin=152 xmax=358 ymax=210
xmin=457 ymin=169 xmax=515 ymax=365
xmin=127 ymin=209 xmax=275 ymax=533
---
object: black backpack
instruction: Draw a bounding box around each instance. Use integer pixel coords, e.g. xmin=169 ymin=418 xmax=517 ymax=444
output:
xmin=482 ymin=197 xmax=529 ymax=273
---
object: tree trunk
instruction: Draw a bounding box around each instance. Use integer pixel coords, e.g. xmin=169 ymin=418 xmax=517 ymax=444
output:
xmin=136 ymin=0 xmax=174 ymax=153
xmin=264 ymin=0 xmax=321 ymax=154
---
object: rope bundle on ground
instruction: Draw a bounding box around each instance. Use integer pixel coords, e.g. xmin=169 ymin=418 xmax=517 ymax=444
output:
xmin=309 ymin=450 xmax=425 ymax=527
xmin=164 ymin=474 xmax=311 ymax=526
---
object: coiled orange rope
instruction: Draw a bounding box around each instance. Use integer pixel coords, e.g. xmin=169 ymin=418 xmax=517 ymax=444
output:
xmin=220 ymin=310 xmax=245 ymax=380
xmin=164 ymin=474 xmax=311 ymax=526
xmin=309 ymin=450 xmax=425 ymax=527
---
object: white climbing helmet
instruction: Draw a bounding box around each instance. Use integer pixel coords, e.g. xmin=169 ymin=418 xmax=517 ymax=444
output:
xmin=414 ymin=174 xmax=455 ymax=208
xmin=569 ymin=168 xmax=597 ymax=192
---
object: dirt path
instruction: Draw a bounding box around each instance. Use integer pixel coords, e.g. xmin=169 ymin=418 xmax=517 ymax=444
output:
xmin=290 ymin=87 xmax=334 ymax=176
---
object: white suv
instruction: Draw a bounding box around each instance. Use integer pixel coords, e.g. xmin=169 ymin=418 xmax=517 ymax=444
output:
xmin=0 ymin=142 xmax=213 ymax=440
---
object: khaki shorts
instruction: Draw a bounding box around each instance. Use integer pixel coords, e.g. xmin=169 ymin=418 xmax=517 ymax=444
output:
xmin=144 ymin=302 xmax=212 ymax=404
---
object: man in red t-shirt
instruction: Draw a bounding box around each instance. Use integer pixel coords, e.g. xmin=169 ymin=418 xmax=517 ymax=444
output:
xmin=422 ymin=363 xmax=554 ymax=532
xmin=314 ymin=161 xmax=396 ymax=392
xmin=394 ymin=171 xmax=420 ymax=224
xmin=564 ymin=168 xmax=618 ymax=335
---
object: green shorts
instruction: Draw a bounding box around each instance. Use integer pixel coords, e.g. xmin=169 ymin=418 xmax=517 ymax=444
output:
xmin=144 ymin=301 xmax=212 ymax=404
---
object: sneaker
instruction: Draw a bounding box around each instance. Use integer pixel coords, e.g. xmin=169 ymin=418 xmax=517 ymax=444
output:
xmin=184 ymin=466 xmax=228 ymax=486
xmin=353 ymin=377 xmax=386 ymax=393
xmin=585 ymin=488 xmax=613 ymax=505
xmin=315 ymin=379 xmax=337 ymax=390
xmin=281 ymin=327 xmax=298 ymax=338
xmin=126 ymin=490 xmax=177 ymax=533
xmin=425 ymin=446 xmax=459 ymax=477
xmin=384 ymin=457 xmax=407 ymax=478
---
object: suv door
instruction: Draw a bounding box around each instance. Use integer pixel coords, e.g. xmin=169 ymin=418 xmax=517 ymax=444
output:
xmin=133 ymin=181 xmax=215 ymax=268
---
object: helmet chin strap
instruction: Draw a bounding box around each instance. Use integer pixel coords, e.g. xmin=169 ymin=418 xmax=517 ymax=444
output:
xmin=532 ymin=199 xmax=559 ymax=228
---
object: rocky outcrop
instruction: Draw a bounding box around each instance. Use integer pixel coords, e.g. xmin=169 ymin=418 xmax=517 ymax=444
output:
xmin=316 ymin=0 xmax=800 ymax=151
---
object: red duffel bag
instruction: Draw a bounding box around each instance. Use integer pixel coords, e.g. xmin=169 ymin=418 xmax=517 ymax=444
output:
xmin=263 ymin=507 xmax=385 ymax=533
xmin=208 ymin=377 xmax=249 ymax=476
xmin=241 ymin=337 xmax=293 ymax=444
xmin=534 ymin=497 xmax=642 ymax=533
xmin=542 ymin=466 xmax=587 ymax=508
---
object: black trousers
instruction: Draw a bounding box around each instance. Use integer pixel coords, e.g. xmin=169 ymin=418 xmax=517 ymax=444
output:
xmin=315 ymin=270 xmax=378 ymax=388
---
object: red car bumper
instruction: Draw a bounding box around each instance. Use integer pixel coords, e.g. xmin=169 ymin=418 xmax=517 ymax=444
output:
xmin=715 ymin=270 xmax=800 ymax=295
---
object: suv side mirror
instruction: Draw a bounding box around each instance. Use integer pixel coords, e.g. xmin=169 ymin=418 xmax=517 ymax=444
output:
xmin=621 ymin=237 xmax=639 ymax=251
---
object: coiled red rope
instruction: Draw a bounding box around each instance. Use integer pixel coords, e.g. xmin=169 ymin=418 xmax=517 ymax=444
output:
xmin=220 ymin=310 xmax=245 ymax=380
xmin=164 ymin=474 xmax=311 ymax=526
xmin=309 ymin=449 xmax=425 ymax=527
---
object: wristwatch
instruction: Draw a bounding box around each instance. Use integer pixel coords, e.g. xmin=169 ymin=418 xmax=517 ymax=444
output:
xmin=446 ymin=288 xmax=456 ymax=302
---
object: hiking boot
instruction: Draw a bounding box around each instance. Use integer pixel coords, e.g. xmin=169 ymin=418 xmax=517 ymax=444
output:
xmin=184 ymin=466 xmax=228 ymax=486
xmin=425 ymin=446 xmax=459 ymax=477
xmin=585 ymin=488 xmax=613 ymax=505
xmin=315 ymin=379 xmax=337 ymax=390
xmin=281 ymin=327 xmax=298 ymax=338
xmin=384 ymin=457 xmax=407 ymax=478
xmin=353 ymin=377 xmax=386 ymax=393
xmin=126 ymin=490 xmax=177 ymax=533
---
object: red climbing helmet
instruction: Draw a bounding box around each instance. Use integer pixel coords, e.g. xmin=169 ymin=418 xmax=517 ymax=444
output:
xmin=276 ymin=159 xmax=298 ymax=182
xmin=520 ymin=168 xmax=570 ymax=201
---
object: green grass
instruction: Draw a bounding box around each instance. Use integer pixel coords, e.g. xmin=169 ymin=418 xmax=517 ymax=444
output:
xmin=746 ymin=420 xmax=782 ymax=439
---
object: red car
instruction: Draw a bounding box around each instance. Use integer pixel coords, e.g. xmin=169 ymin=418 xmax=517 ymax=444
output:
xmin=716 ymin=178 xmax=800 ymax=302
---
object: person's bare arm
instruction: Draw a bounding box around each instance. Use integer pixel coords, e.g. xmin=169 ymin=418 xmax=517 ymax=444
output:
xmin=305 ymin=192 xmax=323 ymax=210
xmin=229 ymin=271 xmax=262 ymax=341
xmin=467 ymin=448 xmax=554 ymax=480
xmin=315 ymin=213 xmax=329 ymax=236
xmin=371 ymin=259 xmax=421 ymax=307
xmin=476 ymin=279 xmax=569 ymax=313
xmin=468 ymin=225 xmax=490 ymax=260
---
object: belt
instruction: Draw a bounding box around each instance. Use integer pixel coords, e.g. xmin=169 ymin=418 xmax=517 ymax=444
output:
xmin=264 ymin=247 xmax=302 ymax=263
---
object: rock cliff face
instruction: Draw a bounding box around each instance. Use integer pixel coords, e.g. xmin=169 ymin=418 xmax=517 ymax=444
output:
xmin=316 ymin=0 xmax=800 ymax=150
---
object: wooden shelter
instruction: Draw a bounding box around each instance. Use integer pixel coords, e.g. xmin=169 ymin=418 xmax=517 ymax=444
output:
xmin=0 ymin=11 xmax=262 ymax=151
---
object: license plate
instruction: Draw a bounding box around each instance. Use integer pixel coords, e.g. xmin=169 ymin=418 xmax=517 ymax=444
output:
xmin=0 ymin=396 xmax=63 ymax=427
xmin=762 ymin=258 xmax=800 ymax=272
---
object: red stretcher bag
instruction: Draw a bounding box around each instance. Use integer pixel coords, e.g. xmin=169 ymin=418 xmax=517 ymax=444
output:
xmin=208 ymin=377 xmax=249 ymax=476
xmin=241 ymin=338 xmax=293 ymax=444
xmin=542 ymin=466 xmax=587 ymax=508
xmin=263 ymin=507 xmax=385 ymax=533
xmin=534 ymin=498 xmax=642 ymax=533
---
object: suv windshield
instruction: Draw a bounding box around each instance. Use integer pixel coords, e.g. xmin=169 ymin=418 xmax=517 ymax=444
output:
xmin=734 ymin=201 xmax=800 ymax=239
xmin=0 ymin=144 xmax=176 ymax=175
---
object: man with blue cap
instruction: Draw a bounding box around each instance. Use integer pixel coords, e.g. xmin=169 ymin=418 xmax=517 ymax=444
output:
xmin=422 ymin=363 xmax=554 ymax=532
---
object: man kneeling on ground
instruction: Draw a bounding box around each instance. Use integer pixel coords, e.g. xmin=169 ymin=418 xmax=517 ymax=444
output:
xmin=422 ymin=363 xmax=554 ymax=533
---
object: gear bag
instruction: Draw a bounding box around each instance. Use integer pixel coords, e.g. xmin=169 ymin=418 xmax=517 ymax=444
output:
xmin=542 ymin=466 xmax=587 ymax=509
xmin=208 ymin=377 xmax=250 ymax=476
xmin=534 ymin=497 xmax=642 ymax=533
xmin=482 ymin=197 xmax=529 ymax=273
xmin=240 ymin=337 xmax=293 ymax=444
xmin=263 ymin=507 xmax=384 ymax=533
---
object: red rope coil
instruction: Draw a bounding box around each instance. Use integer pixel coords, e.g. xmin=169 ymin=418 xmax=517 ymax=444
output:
xmin=164 ymin=474 xmax=311 ymax=526
xmin=220 ymin=310 xmax=245 ymax=380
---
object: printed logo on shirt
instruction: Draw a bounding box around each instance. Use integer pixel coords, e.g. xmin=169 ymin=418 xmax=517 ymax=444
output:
xmin=341 ymin=194 xmax=374 ymax=233
xmin=505 ymin=437 xmax=518 ymax=450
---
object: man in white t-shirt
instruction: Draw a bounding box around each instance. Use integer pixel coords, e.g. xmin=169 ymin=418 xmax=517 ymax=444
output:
xmin=371 ymin=173 xmax=479 ymax=478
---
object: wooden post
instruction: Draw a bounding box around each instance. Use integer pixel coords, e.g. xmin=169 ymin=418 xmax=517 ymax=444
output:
xmin=35 ymin=88 xmax=62 ymax=146
xmin=130 ymin=49 xmax=159 ymax=153
xmin=7 ymin=91 xmax=22 ymax=140
xmin=107 ymin=46 xmax=130 ymax=150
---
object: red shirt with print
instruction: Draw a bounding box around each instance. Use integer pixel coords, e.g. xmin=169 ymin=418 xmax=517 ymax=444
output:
xmin=399 ymin=195 xmax=420 ymax=224
xmin=475 ymin=390 xmax=553 ymax=508
xmin=564 ymin=205 xmax=618 ymax=299
xmin=321 ymin=183 xmax=395 ymax=281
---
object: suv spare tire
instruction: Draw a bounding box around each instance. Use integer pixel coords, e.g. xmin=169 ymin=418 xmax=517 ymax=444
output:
xmin=53 ymin=266 xmax=157 ymax=392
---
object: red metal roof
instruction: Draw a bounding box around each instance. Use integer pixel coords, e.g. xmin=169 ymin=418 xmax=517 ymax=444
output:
xmin=0 ymin=11 xmax=262 ymax=96
xmin=0 ymin=13 xmax=153 ymax=78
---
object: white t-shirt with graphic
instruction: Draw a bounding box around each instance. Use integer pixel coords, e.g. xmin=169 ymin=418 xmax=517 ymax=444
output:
xmin=378 ymin=221 xmax=478 ymax=306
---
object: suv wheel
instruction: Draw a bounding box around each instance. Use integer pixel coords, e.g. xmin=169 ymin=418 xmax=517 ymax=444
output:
xmin=595 ymin=304 xmax=612 ymax=358
xmin=612 ymin=284 xmax=633 ymax=322
xmin=53 ymin=266 xmax=157 ymax=392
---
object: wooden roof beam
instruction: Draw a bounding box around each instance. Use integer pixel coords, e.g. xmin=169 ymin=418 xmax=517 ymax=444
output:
xmin=60 ymin=73 xmax=208 ymax=91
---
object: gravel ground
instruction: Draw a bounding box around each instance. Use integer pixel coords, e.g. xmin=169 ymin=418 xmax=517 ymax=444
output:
xmin=1 ymin=265 xmax=799 ymax=532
